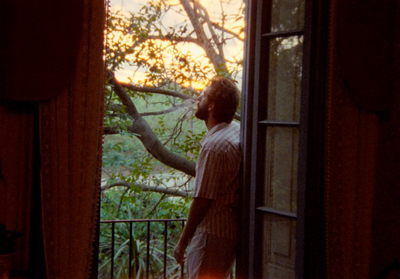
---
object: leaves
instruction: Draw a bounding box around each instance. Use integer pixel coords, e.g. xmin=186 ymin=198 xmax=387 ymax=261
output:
xmin=102 ymin=0 xmax=244 ymax=214
xmin=101 ymin=0 xmax=244 ymax=276
xmin=99 ymin=189 xmax=189 ymax=278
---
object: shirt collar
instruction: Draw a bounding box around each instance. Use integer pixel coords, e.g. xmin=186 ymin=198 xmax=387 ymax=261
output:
xmin=200 ymin=122 xmax=230 ymax=146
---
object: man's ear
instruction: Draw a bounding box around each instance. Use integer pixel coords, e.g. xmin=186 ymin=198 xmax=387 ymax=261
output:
xmin=208 ymin=101 xmax=215 ymax=111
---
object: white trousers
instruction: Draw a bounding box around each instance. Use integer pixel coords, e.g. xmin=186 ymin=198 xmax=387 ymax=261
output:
xmin=187 ymin=232 xmax=237 ymax=279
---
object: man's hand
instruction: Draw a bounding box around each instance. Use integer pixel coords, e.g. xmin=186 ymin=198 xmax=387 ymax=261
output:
xmin=174 ymin=239 xmax=188 ymax=264
xmin=174 ymin=198 xmax=211 ymax=264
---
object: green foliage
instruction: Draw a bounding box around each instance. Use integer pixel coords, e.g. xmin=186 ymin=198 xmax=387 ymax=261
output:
xmin=106 ymin=0 xmax=244 ymax=85
xmin=99 ymin=220 xmax=183 ymax=279
xmin=103 ymin=0 xmax=245 ymax=190
xmin=99 ymin=189 xmax=190 ymax=278
xmin=101 ymin=0 xmax=245 ymax=276
xmin=100 ymin=187 xmax=190 ymax=220
xmin=102 ymin=107 xmax=205 ymax=188
xmin=174 ymin=129 xmax=206 ymax=159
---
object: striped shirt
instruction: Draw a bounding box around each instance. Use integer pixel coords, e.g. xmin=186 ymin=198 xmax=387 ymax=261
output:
xmin=193 ymin=121 xmax=241 ymax=240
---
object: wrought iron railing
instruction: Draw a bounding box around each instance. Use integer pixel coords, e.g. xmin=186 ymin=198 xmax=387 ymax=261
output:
xmin=99 ymin=218 xmax=186 ymax=279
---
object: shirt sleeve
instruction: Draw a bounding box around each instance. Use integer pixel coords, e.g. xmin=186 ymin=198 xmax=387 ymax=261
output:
xmin=193 ymin=148 xmax=226 ymax=200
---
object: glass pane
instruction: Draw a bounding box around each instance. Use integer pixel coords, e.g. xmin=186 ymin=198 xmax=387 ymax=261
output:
xmin=263 ymin=214 xmax=296 ymax=279
xmin=267 ymin=36 xmax=303 ymax=122
xmin=271 ymin=0 xmax=305 ymax=32
xmin=264 ymin=127 xmax=298 ymax=213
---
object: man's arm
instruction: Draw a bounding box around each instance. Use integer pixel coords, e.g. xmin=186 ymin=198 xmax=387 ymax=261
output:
xmin=173 ymin=197 xmax=212 ymax=264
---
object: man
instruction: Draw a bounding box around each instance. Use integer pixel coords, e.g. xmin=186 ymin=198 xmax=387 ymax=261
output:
xmin=173 ymin=76 xmax=241 ymax=279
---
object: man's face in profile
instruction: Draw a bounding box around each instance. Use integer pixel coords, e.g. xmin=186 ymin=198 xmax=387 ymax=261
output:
xmin=195 ymin=87 xmax=211 ymax=120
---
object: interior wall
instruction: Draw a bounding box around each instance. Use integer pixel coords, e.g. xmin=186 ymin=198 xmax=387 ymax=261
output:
xmin=370 ymin=2 xmax=400 ymax=276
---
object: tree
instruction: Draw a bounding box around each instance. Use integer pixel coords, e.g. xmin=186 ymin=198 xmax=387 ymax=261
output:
xmin=103 ymin=0 xmax=245 ymax=198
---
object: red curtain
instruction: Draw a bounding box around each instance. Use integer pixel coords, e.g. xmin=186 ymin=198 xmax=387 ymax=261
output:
xmin=324 ymin=1 xmax=380 ymax=278
xmin=0 ymin=104 xmax=34 ymax=271
xmin=38 ymin=0 xmax=105 ymax=278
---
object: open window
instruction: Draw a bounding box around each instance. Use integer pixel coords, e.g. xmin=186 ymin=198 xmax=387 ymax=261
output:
xmin=238 ymin=0 xmax=327 ymax=278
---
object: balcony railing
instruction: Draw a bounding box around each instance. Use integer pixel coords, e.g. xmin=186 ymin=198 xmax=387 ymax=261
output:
xmin=99 ymin=218 xmax=186 ymax=279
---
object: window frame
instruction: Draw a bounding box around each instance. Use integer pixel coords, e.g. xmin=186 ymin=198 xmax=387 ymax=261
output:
xmin=237 ymin=0 xmax=328 ymax=278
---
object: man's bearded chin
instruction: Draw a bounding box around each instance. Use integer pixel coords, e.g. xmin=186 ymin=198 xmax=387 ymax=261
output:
xmin=195 ymin=106 xmax=208 ymax=120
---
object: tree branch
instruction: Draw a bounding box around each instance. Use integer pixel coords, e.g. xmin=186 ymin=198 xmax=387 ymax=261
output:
xmin=140 ymin=101 xmax=195 ymax=117
xmin=109 ymin=34 xmax=202 ymax=72
xmin=107 ymin=72 xmax=196 ymax=177
xmin=119 ymin=82 xmax=195 ymax=100
xmin=101 ymin=180 xmax=190 ymax=198
xmin=196 ymin=3 xmax=225 ymax=59
xmin=104 ymin=110 xmax=239 ymax=135
xmin=146 ymin=35 xmax=199 ymax=45
xmin=179 ymin=0 xmax=229 ymax=75
xmin=210 ymin=22 xmax=244 ymax=42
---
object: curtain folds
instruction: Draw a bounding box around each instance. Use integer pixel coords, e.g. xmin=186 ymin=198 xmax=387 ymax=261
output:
xmin=325 ymin=1 xmax=379 ymax=278
xmin=0 ymin=103 xmax=34 ymax=271
xmin=38 ymin=0 xmax=105 ymax=278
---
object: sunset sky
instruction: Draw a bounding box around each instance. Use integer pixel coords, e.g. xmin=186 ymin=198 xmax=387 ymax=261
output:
xmin=109 ymin=0 xmax=244 ymax=89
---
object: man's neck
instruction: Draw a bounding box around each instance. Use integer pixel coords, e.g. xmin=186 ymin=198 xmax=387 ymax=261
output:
xmin=204 ymin=117 xmax=220 ymax=131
